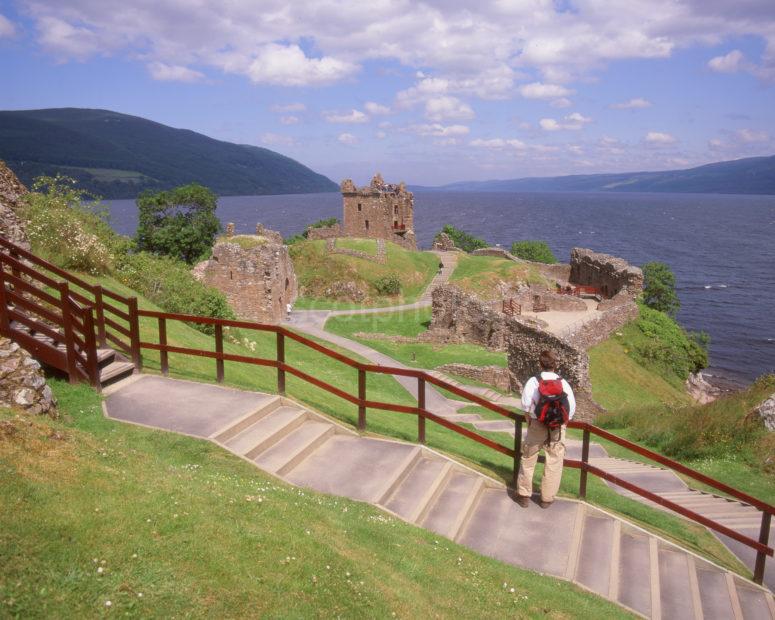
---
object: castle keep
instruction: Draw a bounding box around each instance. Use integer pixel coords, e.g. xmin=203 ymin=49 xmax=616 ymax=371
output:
xmin=339 ymin=173 xmax=416 ymax=250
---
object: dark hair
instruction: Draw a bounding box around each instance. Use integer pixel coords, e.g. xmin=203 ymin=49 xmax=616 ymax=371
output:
xmin=539 ymin=350 xmax=558 ymax=371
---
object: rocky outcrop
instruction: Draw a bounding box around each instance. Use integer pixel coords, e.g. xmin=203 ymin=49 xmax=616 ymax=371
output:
xmin=0 ymin=160 xmax=30 ymax=249
xmin=432 ymin=232 xmax=457 ymax=251
xmin=194 ymin=226 xmax=298 ymax=323
xmin=685 ymin=372 xmax=722 ymax=405
xmin=0 ymin=337 xmax=56 ymax=417
xmin=306 ymin=223 xmax=342 ymax=241
xmin=755 ymin=393 xmax=775 ymax=431
xmin=435 ymin=363 xmax=521 ymax=393
xmin=569 ymin=247 xmax=643 ymax=298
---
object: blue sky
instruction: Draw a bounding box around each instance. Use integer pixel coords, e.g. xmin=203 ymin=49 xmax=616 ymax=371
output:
xmin=1 ymin=0 xmax=774 ymax=185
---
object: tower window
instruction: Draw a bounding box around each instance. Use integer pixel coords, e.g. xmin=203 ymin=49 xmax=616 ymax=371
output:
xmin=394 ymin=205 xmax=398 ymax=215
xmin=365 ymin=220 xmax=370 ymax=230
xmin=357 ymin=203 xmax=362 ymax=211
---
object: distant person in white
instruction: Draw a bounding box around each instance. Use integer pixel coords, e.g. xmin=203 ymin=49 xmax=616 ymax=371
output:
xmin=286 ymin=303 xmax=293 ymax=320
xmin=516 ymin=349 xmax=576 ymax=509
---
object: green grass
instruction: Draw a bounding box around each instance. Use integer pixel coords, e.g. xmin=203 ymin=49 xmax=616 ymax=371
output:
xmin=450 ymin=255 xmax=546 ymax=300
xmin=291 ymin=239 xmax=438 ymax=309
xmin=0 ymin=383 xmax=632 ymax=618
xmin=325 ymin=308 xmax=508 ymax=369
xmin=214 ymin=235 xmax=267 ymax=249
xmin=334 ymin=238 xmax=378 ymax=255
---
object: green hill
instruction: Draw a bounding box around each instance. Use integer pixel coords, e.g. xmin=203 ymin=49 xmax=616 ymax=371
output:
xmin=0 ymin=108 xmax=338 ymax=198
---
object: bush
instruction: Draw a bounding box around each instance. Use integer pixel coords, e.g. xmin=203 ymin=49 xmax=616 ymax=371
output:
xmin=510 ymin=240 xmax=557 ymax=264
xmin=437 ymin=225 xmax=487 ymax=253
xmin=285 ymin=218 xmax=340 ymax=244
xmin=642 ymin=261 xmax=680 ymax=317
xmin=373 ymin=273 xmax=401 ymax=295
xmin=22 ymin=175 xmax=114 ymax=275
xmin=114 ymin=252 xmax=234 ymax=334
xmin=136 ymin=184 xmax=220 ymax=264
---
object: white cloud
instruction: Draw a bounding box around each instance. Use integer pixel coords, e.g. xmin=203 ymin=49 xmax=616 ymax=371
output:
xmin=147 ymin=61 xmax=204 ymax=83
xmin=645 ymin=131 xmax=677 ymax=145
xmin=0 ymin=14 xmax=16 ymax=38
xmin=708 ymin=49 xmax=745 ymax=73
xmin=323 ymin=109 xmax=368 ymax=124
xmin=610 ymin=97 xmax=653 ymax=110
xmin=338 ymin=132 xmax=357 ymax=145
xmin=736 ymin=128 xmax=768 ymax=143
xmin=271 ymin=102 xmax=306 ymax=113
xmin=540 ymin=112 xmax=592 ymax=131
xmin=261 ymin=133 xmax=296 ymax=147
xmin=245 ymin=43 xmax=357 ymax=86
xmin=424 ymin=96 xmax=474 ymax=122
xmin=519 ymin=82 xmax=574 ymax=100
xmin=364 ymin=101 xmax=390 ymax=115
xmin=280 ymin=115 xmax=299 ymax=125
xmin=409 ymin=123 xmax=470 ymax=137
xmin=470 ymin=138 xmax=526 ymax=149
xmin=376 ymin=130 xmax=387 ymax=139
xmin=550 ymin=97 xmax=572 ymax=108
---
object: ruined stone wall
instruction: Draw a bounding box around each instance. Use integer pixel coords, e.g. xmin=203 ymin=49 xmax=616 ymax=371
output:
xmin=307 ymin=224 xmax=342 ymax=241
xmin=195 ymin=232 xmax=297 ymax=323
xmin=471 ymin=247 xmax=523 ymax=261
xmin=326 ymin=238 xmax=387 ymax=264
xmin=1 ymin=337 xmax=56 ymax=416
xmin=341 ymin=174 xmax=416 ymax=250
xmin=435 ymin=363 xmax=521 ymax=393
xmin=563 ymin=300 xmax=639 ymax=350
xmin=0 ymin=160 xmax=30 ymax=249
xmin=569 ymin=247 xmax=643 ymax=298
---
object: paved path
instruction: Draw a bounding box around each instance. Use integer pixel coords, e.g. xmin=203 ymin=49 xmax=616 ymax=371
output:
xmin=104 ymin=375 xmax=775 ymax=620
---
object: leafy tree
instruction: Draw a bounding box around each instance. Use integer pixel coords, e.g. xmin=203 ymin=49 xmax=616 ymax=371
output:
xmin=642 ymin=261 xmax=680 ymax=317
xmin=285 ymin=218 xmax=340 ymax=245
xmin=136 ymin=184 xmax=220 ymax=264
xmin=510 ymin=240 xmax=557 ymax=264
xmin=437 ymin=225 xmax=487 ymax=253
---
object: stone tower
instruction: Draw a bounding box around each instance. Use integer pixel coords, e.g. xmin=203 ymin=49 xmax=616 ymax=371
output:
xmin=340 ymin=173 xmax=416 ymax=250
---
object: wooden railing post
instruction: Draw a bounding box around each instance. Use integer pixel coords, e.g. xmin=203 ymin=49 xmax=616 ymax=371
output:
xmin=513 ymin=416 xmax=523 ymax=491
xmin=94 ymin=284 xmax=107 ymax=347
xmin=357 ymin=368 xmax=366 ymax=431
xmin=127 ymin=297 xmax=142 ymax=371
xmin=0 ymin=264 xmax=10 ymax=336
xmin=417 ymin=376 xmax=426 ymax=444
xmin=215 ymin=324 xmax=224 ymax=384
xmin=158 ymin=317 xmax=168 ymax=376
xmin=579 ymin=427 xmax=591 ymax=500
xmin=754 ymin=512 xmax=771 ymax=584
xmin=82 ymin=307 xmax=100 ymax=388
xmin=58 ymin=282 xmax=79 ymax=384
xmin=276 ymin=331 xmax=286 ymax=396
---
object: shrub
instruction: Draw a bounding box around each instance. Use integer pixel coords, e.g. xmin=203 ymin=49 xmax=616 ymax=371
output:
xmin=510 ymin=240 xmax=557 ymax=264
xmin=136 ymin=184 xmax=220 ymax=264
xmin=285 ymin=218 xmax=340 ymax=244
xmin=114 ymin=252 xmax=234 ymax=334
xmin=642 ymin=261 xmax=680 ymax=317
xmin=22 ymin=175 xmax=114 ymax=275
xmin=373 ymin=273 xmax=401 ymax=295
xmin=437 ymin=225 xmax=487 ymax=253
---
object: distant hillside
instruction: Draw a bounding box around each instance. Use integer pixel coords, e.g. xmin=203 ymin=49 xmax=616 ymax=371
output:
xmin=0 ymin=108 xmax=338 ymax=199
xmin=423 ymin=155 xmax=775 ymax=195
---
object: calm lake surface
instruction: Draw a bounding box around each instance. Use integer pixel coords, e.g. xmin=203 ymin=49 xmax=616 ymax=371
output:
xmin=105 ymin=190 xmax=775 ymax=385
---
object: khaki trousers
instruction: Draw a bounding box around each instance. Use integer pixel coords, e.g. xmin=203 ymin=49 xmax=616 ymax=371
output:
xmin=516 ymin=419 xmax=566 ymax=503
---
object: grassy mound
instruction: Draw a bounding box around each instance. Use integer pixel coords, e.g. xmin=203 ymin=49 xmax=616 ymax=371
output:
xmin=290 ymin=239 xmax=438 ymax=309
xmin=1 ymin=382 xmax=633 ymax=618
xmin=449 ymin=255 xmax=546 ymax=300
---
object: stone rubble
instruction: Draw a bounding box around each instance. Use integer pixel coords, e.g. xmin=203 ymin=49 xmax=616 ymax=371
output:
xmin=0 ymin=337 xmax=56 ymax=417
xmin=0 ymin=160 xmax=30 ymax=250
xmin=755 ymin=393 xmax=775 ymax=431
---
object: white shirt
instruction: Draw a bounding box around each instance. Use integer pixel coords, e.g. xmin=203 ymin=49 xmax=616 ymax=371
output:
xmin=521 ymin=371 xmax=576 ymax=420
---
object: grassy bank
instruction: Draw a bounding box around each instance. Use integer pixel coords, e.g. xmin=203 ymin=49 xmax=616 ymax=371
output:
xmin=449 ymin=254 xmax=546 ymax=300
xmin=0 ymin=382 xmax=631 ymax=618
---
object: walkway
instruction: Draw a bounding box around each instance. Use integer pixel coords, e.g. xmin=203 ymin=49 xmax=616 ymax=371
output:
xmin=104 ymin=375 xmax=775 ymax=620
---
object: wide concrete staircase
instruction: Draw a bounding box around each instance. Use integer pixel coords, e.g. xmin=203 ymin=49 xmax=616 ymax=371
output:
xmin=106 ymin=376 xmax=775 ymax=619
xmin=418 ymin=251 xmax=459 ymax=304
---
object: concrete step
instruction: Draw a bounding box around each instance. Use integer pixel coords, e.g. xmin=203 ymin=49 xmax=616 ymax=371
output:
xmin=575 ymin=514 xmax=615 ymax=597
xmin=210 ymin=396 xmax=282 ymax=443
xmin=420 ymin=470 xmax=481 ymax=539
xmin=696 ymin=565 xmax=737 ymax=618
xmin=254 ymin=420 xmax=335 ymax=475
xmin=617 ymin=530 xmax=653 ymax=618
xmin=658 ymin=546 xmax=698 ymax=619
xmin=736 ymin=582 xmax=775 ymax=619
xmin=383 ymin=457 xmax=449 ymax=520
xmin=224 ymin=405 xmax=306 ymax=457
xmin=99 ymin=360 xmax=135 ymax=386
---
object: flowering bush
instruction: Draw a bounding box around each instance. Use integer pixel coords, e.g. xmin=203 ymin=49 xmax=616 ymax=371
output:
xmin=22 ymin=175 xmax=114 ymax=275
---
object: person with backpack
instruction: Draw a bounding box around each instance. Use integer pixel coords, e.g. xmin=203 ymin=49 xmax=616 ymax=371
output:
xmin=516 ymin=349 xmax=576 ymax=509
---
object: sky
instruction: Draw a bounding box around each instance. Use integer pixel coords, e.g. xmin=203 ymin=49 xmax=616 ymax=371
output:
xmin=0 ymin=0 xmax=774 ymax=186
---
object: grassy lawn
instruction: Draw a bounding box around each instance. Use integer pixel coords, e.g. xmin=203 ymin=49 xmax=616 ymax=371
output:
xmin=325 ymin=308 xmax=508 ymax=369
xmin=291 ymin=239 xmax=438 ymax=309
xmin=449 ymin=254 xmax=546 ymax=300
xmin=0 ymin=383 xmax=632 ymax=619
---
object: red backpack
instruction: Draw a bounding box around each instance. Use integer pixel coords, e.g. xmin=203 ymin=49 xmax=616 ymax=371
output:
xmin=533 ymin=375 xmax=570 ymax=429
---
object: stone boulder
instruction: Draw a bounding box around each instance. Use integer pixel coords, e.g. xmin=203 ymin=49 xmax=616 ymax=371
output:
xmin=0 ymin=337 xmax=56 ymax=417
xmin=756 ymin=394 xmax=775 ymax=432
xmin=432 ymin=232 xmax=457 ymax=251
xmin=0 ymin=160 xmax=30 ymax=250
xmin=685 ymin=372 xmax=721 ymax=405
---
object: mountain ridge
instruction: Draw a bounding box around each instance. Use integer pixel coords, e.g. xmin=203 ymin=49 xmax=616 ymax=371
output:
xmin=413 ymin=154 xmax=775 ymax=195
xmin=0 ymin=108 xmax=338 ymax=199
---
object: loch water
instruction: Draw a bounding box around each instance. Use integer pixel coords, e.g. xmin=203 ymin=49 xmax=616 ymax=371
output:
xmin=105 ymin=190 xmax=775 ymax=385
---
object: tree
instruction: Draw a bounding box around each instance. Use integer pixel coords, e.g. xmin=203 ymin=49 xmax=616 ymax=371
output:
xmin=510 ymin=240 xmax=557 ymax=264
xmin=437 ymin=225 xmax=487 ymax=253
xmin=642 ymin=261 xmax=680 ymax=317
xmin=135 ymin=184 xmax=220 ymax=264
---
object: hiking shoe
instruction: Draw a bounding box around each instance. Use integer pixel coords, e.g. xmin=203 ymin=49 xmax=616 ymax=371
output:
xmin=539 ymin=500 xmax=553 ymax=509
xmin=516 ymin=496 xmax=530 ymax=508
